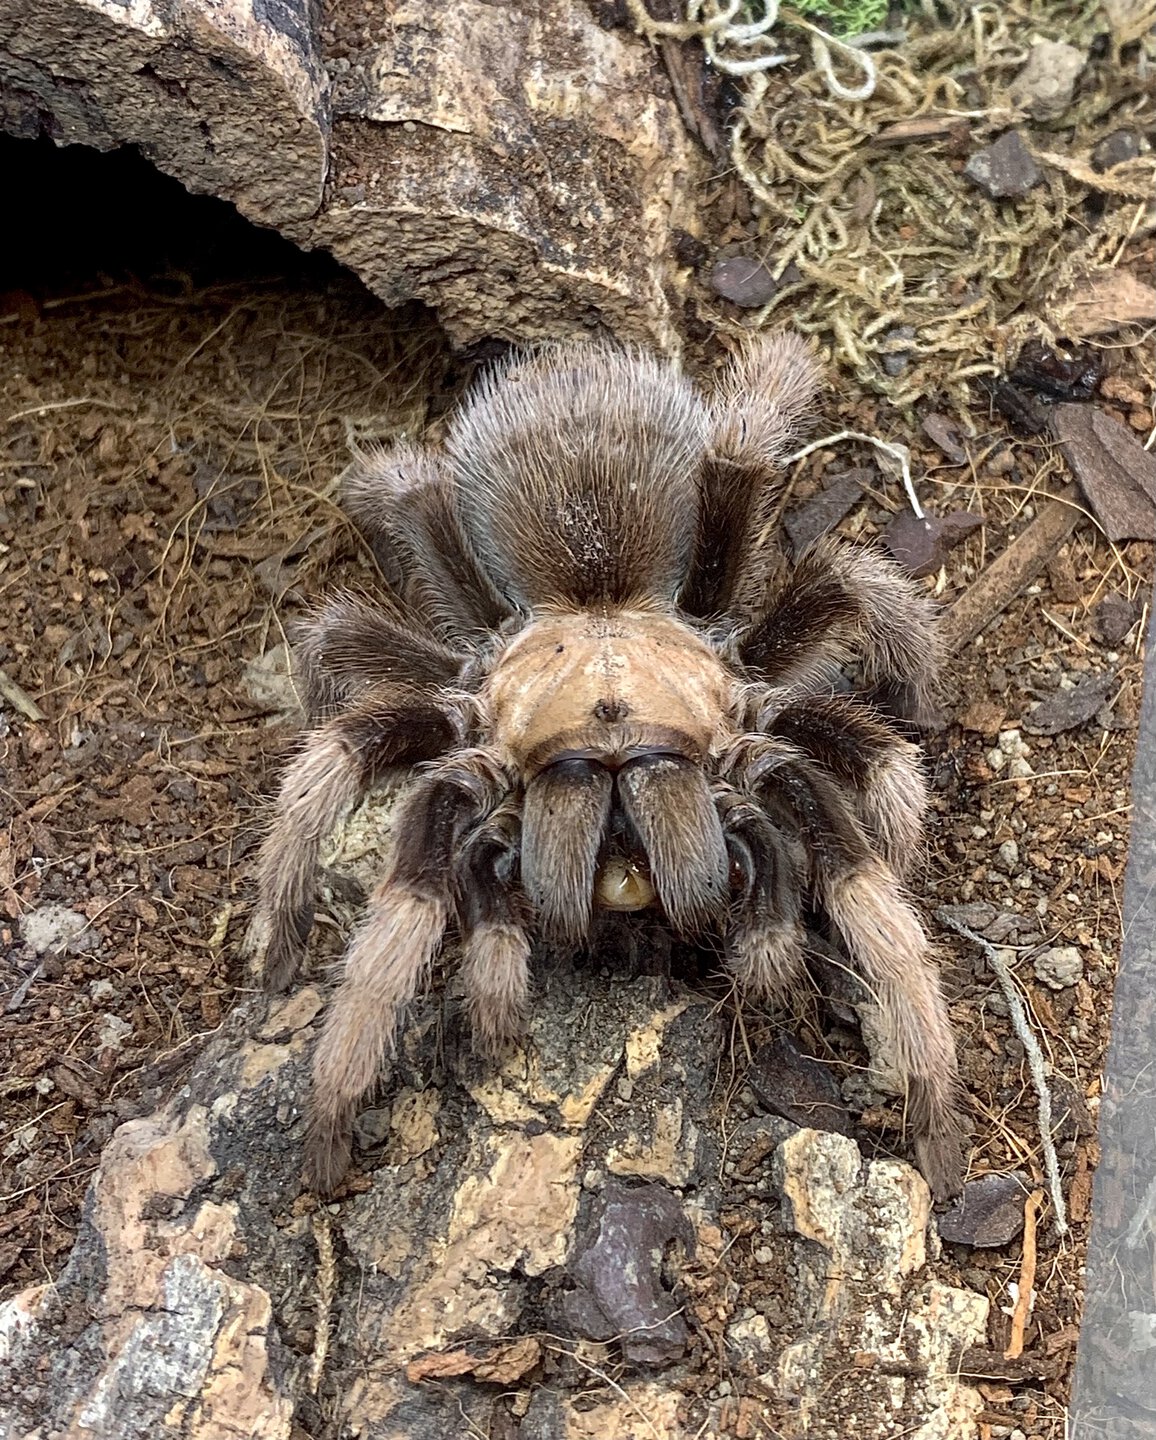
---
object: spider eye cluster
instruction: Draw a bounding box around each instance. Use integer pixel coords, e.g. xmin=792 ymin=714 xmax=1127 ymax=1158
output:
xmin=256 ymin=336 xmax=966 ymax=1202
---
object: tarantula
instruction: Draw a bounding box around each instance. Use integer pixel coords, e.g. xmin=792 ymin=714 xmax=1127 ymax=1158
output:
xmin=255 ymin=335 xmax=966 ymax=1199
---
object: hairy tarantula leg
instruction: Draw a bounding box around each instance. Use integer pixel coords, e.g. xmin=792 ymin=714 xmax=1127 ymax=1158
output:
xmin=824 ymin=864 xmax=967 ymax=1202
xmin=718 ymin=794 xmax=807 ymax=999
xmin=683 ymin=332 xmax=823 ymax=619
xmin=725 ymin=738 xmax=965 ymax=1199
xmin=618 ymin=755 xmax=729 ymax=935
xmin=521 ymin=759 xmax=613 ymax=945
xmin=342 ymin=443 xmax=512 ymax=637
xmin=738 ymin=535 xmax=941 ymax=727
xmin=256 ymin=689 xmax=459 ymax=995
xmin=455 ymin=807 xmax=533 ymax=1055
xmin=766 ymin=695 xmax=928 ymax=877
xmin=306 ymin=760 xmax=504 ymax=1193
xmin=293 ymin=591 xmax=469 ymax=721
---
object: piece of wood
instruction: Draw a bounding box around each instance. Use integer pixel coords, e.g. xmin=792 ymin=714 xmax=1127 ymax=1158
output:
xmin=0 ymin=0 xmax=707 ymax=352
xmin=940 ymin=486 xmax=1086 ymax=655
xmin=1004 ymin=1190 xmax=1043 ymax=1361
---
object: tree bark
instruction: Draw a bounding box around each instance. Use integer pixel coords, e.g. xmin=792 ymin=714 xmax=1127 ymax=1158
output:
xmin=0 ymin=0 xmax=707 ymax=352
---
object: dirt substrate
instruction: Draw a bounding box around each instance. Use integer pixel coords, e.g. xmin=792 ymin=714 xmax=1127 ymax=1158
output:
xmin=1 ymin=145 xmax=1153 ymax=1438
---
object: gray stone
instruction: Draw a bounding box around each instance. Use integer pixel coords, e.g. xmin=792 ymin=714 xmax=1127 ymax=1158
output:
xmin=1034 ymin=945 xmax=1084 ymax=989
xmin=1008 ymin=41 xmax=1086 ymax=121
xmin=964 ymin=132 xmax=1043 ymax=200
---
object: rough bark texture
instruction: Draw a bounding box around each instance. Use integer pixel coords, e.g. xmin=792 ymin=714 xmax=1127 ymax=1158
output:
xmin=0 ymin=804 xmax=989 ymax=1440
xmin=0 ymin=0 xmax=706 ymax=352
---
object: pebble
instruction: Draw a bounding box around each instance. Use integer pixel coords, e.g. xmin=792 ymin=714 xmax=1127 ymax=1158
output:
xmin=964 ymin=131 xmax=1043 ymax=199
xmin=88 ymin=978 xmax=116 ymax=1003
xmin=996 ymin=840 xmax=1019 ymax=872
xmin=20 ymin=903 xmax=89 ymax=956
xmin=1008 ymin=40 xmax=1085 ymax=121
xmin=1033 ymin=945 xmax=1084 ymax=990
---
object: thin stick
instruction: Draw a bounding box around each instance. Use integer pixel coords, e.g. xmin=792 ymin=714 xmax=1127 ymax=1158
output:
xmin=1004 ymin=1188 xmax=1042 ymax=1360
xmin=936 ymin=910 xmax=1068 ymax=1236
xmin=309 ymin=1211 xmax=337 ymax=1394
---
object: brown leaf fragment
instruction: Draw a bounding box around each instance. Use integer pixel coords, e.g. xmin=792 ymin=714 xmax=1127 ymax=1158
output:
xmin=885 ymin=510 xmax=984 ymax=577
xmin=405 ymin=1337 xmax=541 ymax=1386
xmin=784 ymin=469 xmax=867 ymax=554
xmin=1050 ymin=269 xmax=1156 ymax=341
xmin=748 ymin=1034 xmax=853 ymax=1136
xmin=1023 ymin=669 xmax=1117 ymax=735
xmin=1051 ymin=403 xmax=1156 ymax=541
xmin=940 ymin=486 xmax=1085 ymax=655
xmin=938 ymin=1172 xmax=1031 ymax=1248
xmin=922 ymin=412 xmax=969 ymax=464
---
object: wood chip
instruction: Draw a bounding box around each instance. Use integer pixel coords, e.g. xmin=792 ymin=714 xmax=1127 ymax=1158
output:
xmin=1052 ymin=403 xmax=1156 ymax=540
xmin=940 ymin=487 xmax=1085 ymax=655
xmin=0 ymin=668 xmax=45 ymax=722
xmin=885 ymin=509 xmax=984 ymax=578
xmin=1050 ymin=268 xmax=1156 ymax=340
xmin=874 ymin=114 xmax=971 ymax=148
xmin=1004 ymin=1189 xmax=1043 ymax=1361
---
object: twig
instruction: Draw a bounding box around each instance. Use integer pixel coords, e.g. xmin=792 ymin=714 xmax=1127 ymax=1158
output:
xmin=3 ymin=397 xmax=125 ymax=425
xmin=1004 ymin=1189 xmax=1042 ymax=1360
xmin=939 ymin=486 xmax=1085 ymax=655
xmin=0 ymin=668 xmax=45 ymax=722
xmin=936 ymin=910 xmax=1069 ymax=1236
xmin=309 ymin=1210 xmax=337 ymax=1394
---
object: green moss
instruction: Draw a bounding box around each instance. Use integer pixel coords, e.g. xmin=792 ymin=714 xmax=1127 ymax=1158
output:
xmin=801 ymin=0 xmax=891 ymax=35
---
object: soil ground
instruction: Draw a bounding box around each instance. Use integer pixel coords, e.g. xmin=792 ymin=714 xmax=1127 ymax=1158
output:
xmin=1 ymin=136 xmax=1153 ymax=1438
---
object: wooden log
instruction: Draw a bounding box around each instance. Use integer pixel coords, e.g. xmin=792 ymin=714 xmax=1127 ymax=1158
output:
xmin=0 ymin=0 xmax=708 ymax=351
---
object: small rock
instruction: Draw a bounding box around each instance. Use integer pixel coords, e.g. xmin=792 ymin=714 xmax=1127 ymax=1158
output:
xmin=996 ymin=840 xmax=1019 ymax=873
xmin=95 ymin=1014 xmax=133 ymax=1057
xmin=1034 ymin=945 xmax=1083 ymax=990
xmin=20 ymin=904 xmax=89 ymax=956
xmin=709 ymin=255 xmax=781 ymax=308
xmin=938 ymin=1172 xmax=1030 ymax=1247
xmin=88 ymin=978 xmax=116 ymax=1004
xmin=1092 ymin=129 xmax=1141 ymax=173
xmin=1092 ymin=592 xmax=1139 ymax=646
xmin=562 ymin=1180 xmax=693 ymax=1366
xmin=938 ymin=901 xmax=998 ymax=934
xmin=241 ymin=643 xmax=301 ymax=719
xmin=880 ymin=325 xmax=916 ymax=377
xmin=958 ymin=698 xmax=1006 ymax=737
xmin=998 ymin=729 xmax=1030 ymax=758
xmin=1008 ymin=41 xmax=1086 ymax=121
xmin=964 ymin=131 xmax=1043 ymax=200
